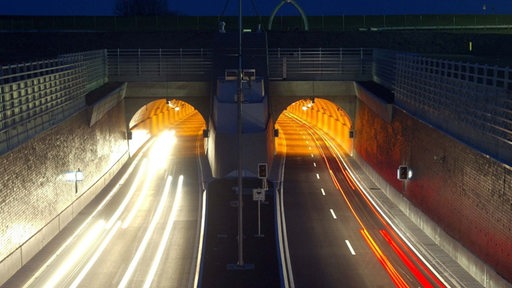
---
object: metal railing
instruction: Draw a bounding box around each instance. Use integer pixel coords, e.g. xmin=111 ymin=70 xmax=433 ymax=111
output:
xmin=2 ymin=46 xmax=511 ymax=164
xmin=0 ymin=50 xmax=106 ymax=154
xmin=268 ymin=48 xmax=373 ymax=81
xmin=107 ymin=48 xmax=213 ymax=82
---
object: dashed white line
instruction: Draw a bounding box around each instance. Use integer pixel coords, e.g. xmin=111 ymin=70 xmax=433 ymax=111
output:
xmin=329 ymin=209 xmax=337 ymax=219
xmin=316 ymin=173 xmax=320 ymax=179
xmin=313 ymin=162 xmax=316 ymax=167
xmin=320 ymin=188 xmax=325 ymax=195
xmin=345 ymin=240 xmax=356 ymax=255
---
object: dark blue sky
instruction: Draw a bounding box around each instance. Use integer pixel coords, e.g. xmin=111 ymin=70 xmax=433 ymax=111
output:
xmin=0 ymin=0 xmax=511 ymax=16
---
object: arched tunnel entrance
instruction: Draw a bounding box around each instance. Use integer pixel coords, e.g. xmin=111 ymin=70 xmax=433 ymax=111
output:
xmin=275 ymin=97 xmax=353 ymax=156
xmin=127 ymin=98 xmax=206 ymax=154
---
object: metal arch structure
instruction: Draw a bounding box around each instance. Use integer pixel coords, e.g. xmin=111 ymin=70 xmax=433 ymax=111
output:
xmin=268 ymin=0 xmax=309 ymax=31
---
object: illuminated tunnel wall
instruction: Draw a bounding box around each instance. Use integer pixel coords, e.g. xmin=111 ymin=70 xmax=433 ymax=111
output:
xmin=127 ymin=99 xmax=205 ymax=154
xmin=129 ymin=99 xmax=201 ymax=133
xmin=282 ymin=98 xmax=353 ymax=154
xmin=354 ymin=99 xmax=512 ymax=284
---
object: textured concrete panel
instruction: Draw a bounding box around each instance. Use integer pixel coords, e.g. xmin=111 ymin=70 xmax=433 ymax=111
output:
xmin=354 ymin=99 xmax=512 ymax=284
xmin=0 ymin=100 xmax=129 ymax=285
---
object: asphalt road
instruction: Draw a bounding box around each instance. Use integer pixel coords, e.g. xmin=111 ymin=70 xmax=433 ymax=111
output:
xmin=3 ymin=112 xmax=206 ymax=288
xmin=278 ymin=112 xmax=446 ymax=288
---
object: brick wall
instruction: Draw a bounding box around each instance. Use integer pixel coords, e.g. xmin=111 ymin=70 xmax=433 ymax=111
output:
xmin=0 ymin=102 xmax=128 ymax=263
xmin=354 ymin=100 xmax=512 ymax=283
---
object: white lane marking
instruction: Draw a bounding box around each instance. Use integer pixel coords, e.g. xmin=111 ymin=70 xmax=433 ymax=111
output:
xmin=313 ymin=162 xmax=316 ymax=167
xmin=316 ymin=173 xmax=320 ymax=179
xmin=144 ymin=175 xmax=184 ymax=288
xmin=329 ymin=209 xmax=337 ymax=219
xmin=345 ymin=240 xmax=356 ymax=255
xmin=311 ymin=154 xmax=314 ymax=158
xmin=69 ymin=221 xmax=121 ymax=288
xmin=321 ymin=188 xmax=325 ymax=196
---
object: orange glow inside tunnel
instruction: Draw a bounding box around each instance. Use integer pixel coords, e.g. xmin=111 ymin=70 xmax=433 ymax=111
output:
xmin=128 ymin=99 xmax=206 ymax=154
xmin=276 ymin=98 xmax=353 ymax=156
xmin=129 ymin=99 xmax=204 ymax=135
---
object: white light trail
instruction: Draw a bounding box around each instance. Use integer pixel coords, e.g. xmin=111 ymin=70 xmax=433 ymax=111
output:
xmin=106 ymin=159 xmax=148 ymax=229
xmin=121 ymin=168 xmax=155 ymax=229
xmin=69 ymin=221 xmax=121 ymax=288
xmin=23 ymin=146 xmax=150 ymax=288
xmin=117 ymin=175 xmax=173 ymax=288
xmin=143 ymin=175 xmax=184 ymax=288
xmin=44 ymin=221 xmax=105 ymax=287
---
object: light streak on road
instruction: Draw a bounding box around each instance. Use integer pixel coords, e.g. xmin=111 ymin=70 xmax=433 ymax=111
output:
xmin=117 ymin=175 xmax=173 ymax=288
xmin=69 ymin=221 xmax=121 ymax=288
xmin=380 ymin=229 xmax=433 ymax=288
xmin=316 ymin=173 xmax=320 ymax=179
xmin=143 ymin=175 xmax=184 ymax=288
xmin=122 ymin=131 xmax=176 ymax=229
xmin=360 ymin=229 xmax=408 ymax=288
xmin=284 ymin=111 xmax=447 ymax=287
xmin=22 ymin=145 xmax=150 ymax=288
xmin=107 ymin=159 xmax=148 ymax=229
xmin=44 ymin=220 xmax=105 ymax=287
xmin=321 ymin=188 xmax=325 ymax=195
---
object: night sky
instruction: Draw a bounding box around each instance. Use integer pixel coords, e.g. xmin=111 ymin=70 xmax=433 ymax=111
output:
xmin=1 ymin=0 xmax=511 ymax=16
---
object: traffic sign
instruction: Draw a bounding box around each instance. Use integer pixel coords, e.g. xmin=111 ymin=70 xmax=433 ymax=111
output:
xmin=253 ymin=188 xmax=265 ymax=201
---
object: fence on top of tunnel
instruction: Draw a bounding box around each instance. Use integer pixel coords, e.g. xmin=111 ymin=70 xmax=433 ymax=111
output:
xmin=373 ymin=48 xmax=512 ymax=165
xmin=1 ymin=47 xmax=512 ymax=165
xmin=0 ymin=50 xmax=107 ymax=155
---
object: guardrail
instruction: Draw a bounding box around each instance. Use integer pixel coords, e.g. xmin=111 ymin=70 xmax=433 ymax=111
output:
xmin=1 ymin=15 xmax=511 ymax=32
xmin=268 ymin=48 xmax=373 ymax=81
xmin=0 ymin=50 xmax=106 ymax=154
xmin=107 ymin=48 xmax=213 ymax=82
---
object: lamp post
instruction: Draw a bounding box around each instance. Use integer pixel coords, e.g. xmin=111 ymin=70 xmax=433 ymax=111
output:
xmin=236 ymin=0 xmax=244 ymax=267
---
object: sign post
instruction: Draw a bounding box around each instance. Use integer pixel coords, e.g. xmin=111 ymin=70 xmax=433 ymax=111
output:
xmin=253 ymin=188 xmax=265 ymax=237
xmin=254 ymin=162 xmax=268 ymax=237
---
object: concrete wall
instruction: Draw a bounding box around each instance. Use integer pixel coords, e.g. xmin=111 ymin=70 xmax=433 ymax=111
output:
xmin=0 ymin=101 xmax=129 ymax=285
xmin=354 ymin=99 xmax=512 ymax=285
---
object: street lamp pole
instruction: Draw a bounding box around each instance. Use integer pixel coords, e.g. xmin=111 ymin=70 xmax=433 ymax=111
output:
xmin=237 ymin=0 xmax=244 ymax=267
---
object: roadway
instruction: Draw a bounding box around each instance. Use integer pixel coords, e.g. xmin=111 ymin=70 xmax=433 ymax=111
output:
xmin=278 ymin=111 xmax=447 ymax=288
xmin=4 ymin=109 xmax=456 ymax=288
xmin=2 ymin=112 xmax=206 ymax=288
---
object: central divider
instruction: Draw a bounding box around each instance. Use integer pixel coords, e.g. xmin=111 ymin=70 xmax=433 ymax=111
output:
xmin=199 ymin=177 xmax=280 ymax=287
